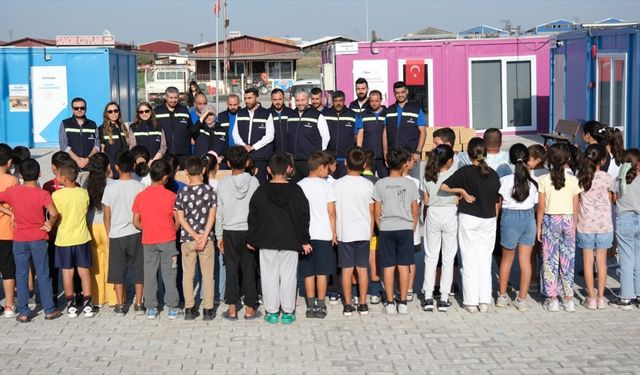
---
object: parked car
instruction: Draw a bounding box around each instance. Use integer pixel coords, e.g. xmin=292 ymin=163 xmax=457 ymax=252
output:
xmin=144 ymin=65 xmax=194 ymax=105
xmin=287 ymin=79 xmax=321 ymax=108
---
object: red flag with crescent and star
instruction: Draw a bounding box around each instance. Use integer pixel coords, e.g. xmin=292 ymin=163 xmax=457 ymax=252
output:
xmin=405 ymin=60 xmax=424 ymax=86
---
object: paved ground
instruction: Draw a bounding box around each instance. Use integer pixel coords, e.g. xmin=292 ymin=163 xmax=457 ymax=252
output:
xmin=11 ymin=136 xmax=639 ymax=374
xmin=1 ymin=271 xmax=639 ymax=375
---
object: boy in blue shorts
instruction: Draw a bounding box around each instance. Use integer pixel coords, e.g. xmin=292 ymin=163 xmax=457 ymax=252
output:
xmin=52 ymin=161 xmax=95 ymax=318
xmin=372 ymin=148 xmax=419 ymax=315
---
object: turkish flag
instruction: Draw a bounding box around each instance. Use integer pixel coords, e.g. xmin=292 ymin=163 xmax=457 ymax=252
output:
xmin=405 ymin=60 xmax=424 ymax=86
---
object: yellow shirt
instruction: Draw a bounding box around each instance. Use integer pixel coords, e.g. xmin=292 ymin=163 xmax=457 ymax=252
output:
xmin=52 ymin=187 xmax=92 ymax=246
xmin=538 ymin=173 xmax=582 ymax=215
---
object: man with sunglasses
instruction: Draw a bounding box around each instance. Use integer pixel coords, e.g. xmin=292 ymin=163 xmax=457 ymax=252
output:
xmin=58 ymin=97 xmax=99 ymax=184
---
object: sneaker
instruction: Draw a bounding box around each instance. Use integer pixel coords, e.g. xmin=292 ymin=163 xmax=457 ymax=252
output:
xmin=370 ymin=294 xmax=381 ymax=305
xmin=264 ymin=312 xmax=279 ymax=324
xmin=597 ymin=297 xmax=608 ymax=310
xmin=114 ymin=304 xmax=126 ymax=316
xmin=384 ymin=301 xmax=397 ymax=315
xmin=353 ymin=296 xmax=359 ymax=306
xmin=82 ymin=300 xmax=96 ymax=318
xmin=397 ymin=303 xmax=408 ymax=315
xmin=433 ymin=286 xmax=441 ymax=299
xmin=543 ymin=298 xmax=560 ymax=312
xmin=437 ymin=299 xmax=452 ymax=312
xmin=134 ymin=304 xmax=146 ymax=316
xmin=464 ymin=305 xmax=478 ymax=313
xmin=305 ymin=306 xmax=315 ymax=319
xmin=357 ymin=304 xmax=369 ymax=316
xmin=495 ymin=294 xmax=511 ymax=308
xmin=328 ymin=294 xmax=341 ymax=306
xmin=478 ymin=303 xmax=489 ymax=313
xmin=562 ymin=298 xmax=576 ymax=313
xmin=407 ymin=290 xmax=414 ymax=302
xmin=184 ymin=307 xmax=200 ymax=320
xmin=583 ymin=297 xmax=597 ymax=310
xmin=203 ymin=308 xmax=214 ymax=321
xmin=512 ymin=297 xmax=530 ymax=312
xmin=167 ymin=307 xmax=181 ymax=319
xmin=314 ymin=305 xmax=327 ymax=319
xmin=617 ymin=298 xmax=633 ymax=311
xmin=343 ymin=304 xmax=355 ymax=317
xmin=421 ymin=299 xmax=434 ymax=312
xmin=66 ymin=302 xmax=78 ymax=318
xmin=146 ymin=307 xmax=158 ymax=319
xmin=3 ymin=304 xmax=16 ymax=318
xmin=280 ymin=312 xmax=296 ymax=324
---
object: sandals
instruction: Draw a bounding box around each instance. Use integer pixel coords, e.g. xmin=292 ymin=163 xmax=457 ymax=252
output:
xmin=244 ymin=310 xmax=262 ymax=320
xmin=221 ymin=311 xmax=238 ymax=321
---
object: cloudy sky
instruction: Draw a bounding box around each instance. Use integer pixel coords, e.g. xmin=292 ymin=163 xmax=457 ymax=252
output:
xmin=2 ymin=0 xmax=639 ymax=44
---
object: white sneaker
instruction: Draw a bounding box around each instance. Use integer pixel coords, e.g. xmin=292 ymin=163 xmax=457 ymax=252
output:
xmin=397 ymin=303 xmax=409 ymax=315
xmin=464 ymin=305 xmax=478 ymax=313
xmin=369 ymin=295 xmax=381 ymax=304
xmin=543 ymin=298 xmax=560 ymax=312
xmin=563 ymin=298 xmax=576 ymax=312
xmin=495 ymin=294 xmax=511 ymax=308
xmin=478 ymin=303 xmax=489 ymax=313
xmin=384 ymin=302 xmax=397 ymax=315
xmin=512 ymin=297 xmax=530 ymax=312
xmin=406 ymin=290 xmax=414 ymax=302
xmin=3 ymin=304 xmax=16 ymax=318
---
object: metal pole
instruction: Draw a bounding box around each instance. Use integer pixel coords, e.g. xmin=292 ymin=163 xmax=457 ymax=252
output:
xmin=365 ymin=0 xmax=369 ymax=41
xmin=223 ymin=0 xmax=228 ymax=94
xmin=215 ymin=5 xmax=219 ymax=112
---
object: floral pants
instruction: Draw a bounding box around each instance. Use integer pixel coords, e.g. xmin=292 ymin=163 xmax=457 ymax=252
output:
xmin=541 ymin=214 xmax=575 ymax=298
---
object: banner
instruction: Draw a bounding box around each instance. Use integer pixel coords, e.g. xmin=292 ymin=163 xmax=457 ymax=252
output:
xmin=31 ymin=66 xmax=68 ymax=144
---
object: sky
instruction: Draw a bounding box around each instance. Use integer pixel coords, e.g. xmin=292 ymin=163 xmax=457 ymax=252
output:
xmin=2 ymin=0 xmax=640 ymax=44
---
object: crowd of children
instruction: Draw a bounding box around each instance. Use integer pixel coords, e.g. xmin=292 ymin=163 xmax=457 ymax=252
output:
xmin=0 ymin=119 xmax=639 ymax=324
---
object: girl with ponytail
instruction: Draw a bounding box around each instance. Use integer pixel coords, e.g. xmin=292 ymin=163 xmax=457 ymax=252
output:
xmin=496 ymin=144 xmax=538 ymax=311
xmin=576 ymin=144 xmax=613 ymax=310
xmin=441 ymin=137 xmax=500 ymax=313
xmin=536 ymin=143 xmax=582 ymax=312
xmin=421 ymin=144 xmax=457 ymax=312
xmin=131 ymin=145 xmax=152 ymax=187
xmin=613 ymin=148 xmax=640 ymax=310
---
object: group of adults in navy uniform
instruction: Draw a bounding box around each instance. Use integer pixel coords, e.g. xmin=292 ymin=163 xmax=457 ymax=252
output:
xmin=59 ymin=79 xmax=428 ymax=182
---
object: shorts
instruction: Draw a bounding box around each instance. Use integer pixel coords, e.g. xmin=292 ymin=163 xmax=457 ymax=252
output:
xmin=0 ymin=240 xmax=15 ymax=279
xmin=298 ymin=240 xmax=336 ymax=278
xmin=378 ymin=230 xmax=415 ymax=268
xmin=500 ymin=209 xmax=536 ymax=249
xmin=577 ymin=231 xmax=614 ymax=250
xmin=338 ymin=241 xmax=370 ymax=268
xmin=55 ymin=242 xmax=92 ymax=269
xmin=108 ymin=233 xmax=144 ymax=284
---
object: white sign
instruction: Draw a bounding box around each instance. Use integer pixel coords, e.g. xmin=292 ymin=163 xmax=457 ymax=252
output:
xmin=31 ymin=66 xmax=68 ymax=143
xmin=352 ymin=60 xmax=389 ymax=105
xmin=9 ymin=84 xmax=29 ymax=112
xmin=335 ymin=42 xmax=359 ymax=55
xmin=56 ymin=35 xmax=115 ymax=46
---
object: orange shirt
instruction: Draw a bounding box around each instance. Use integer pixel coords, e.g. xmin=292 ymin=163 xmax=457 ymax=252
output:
xmin=0 ymin=173 xmax=19 ymax=240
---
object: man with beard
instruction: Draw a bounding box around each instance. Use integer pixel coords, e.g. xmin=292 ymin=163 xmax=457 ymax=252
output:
xmin=349 ymin=77 xmax=370 ymax=115
xmin=382 ymin=81 xmax=426 ymax=179
xmin=154 ymin=86 xmax=194 ymax=166
xmin=287 ymin=90 xmax=330 ymax=182
xmin=310 ymin=87 xmax=325 ymax=112
xmin=232 ymin=88 xmax=274 ymax=184
xmin=322 ymin=91 xmax=357 ymax=178
xmin=270 ymin=88 xmax=297 ymax=154
xmin=215 ymin=94 xmax=241 ymax=168
xmin=189 ymin=93 xmax=208 ymax=124
xmin=356 ymin=90 xmax=388 ymax=177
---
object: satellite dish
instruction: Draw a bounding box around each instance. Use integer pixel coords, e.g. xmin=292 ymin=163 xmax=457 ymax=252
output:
xmin=103 ymin=29 xmax=112 ymax=36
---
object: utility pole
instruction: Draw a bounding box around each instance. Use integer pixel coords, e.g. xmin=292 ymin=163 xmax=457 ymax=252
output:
xmin=365 ymin=0 xmax=369 ymax=41
xmin=223 ymin=0 xmax=229 ymax=94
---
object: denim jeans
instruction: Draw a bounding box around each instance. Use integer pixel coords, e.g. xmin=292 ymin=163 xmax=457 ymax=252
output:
xmin=13 ymin=240 xmax=56 ymax=316
xmin=616 ymin=212 xmax=640 ymax=299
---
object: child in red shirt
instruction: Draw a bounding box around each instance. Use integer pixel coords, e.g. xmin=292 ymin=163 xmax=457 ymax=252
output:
xmin=133 ymin=159 xmax=180 ymax=319
xmin=0 ymin=159 xmax=62 ymax=322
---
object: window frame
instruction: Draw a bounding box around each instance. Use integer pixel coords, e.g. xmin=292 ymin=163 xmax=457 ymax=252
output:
xmin=396 ymin=58 xmax=435 ymax=127
xmin=595 ymin=53 xmax=627 ymax=132
xmin=468 ymin=55 xmax=537 ymax=132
